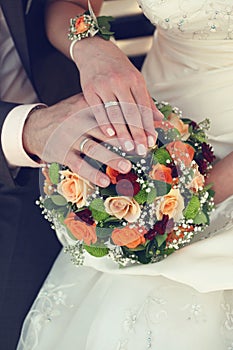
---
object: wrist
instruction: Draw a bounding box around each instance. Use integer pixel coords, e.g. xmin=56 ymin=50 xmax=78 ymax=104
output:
xmin=68 ymin=1 xmax=114 ymax=62
xmin=23 ymin=105 xmax=47 ymax=161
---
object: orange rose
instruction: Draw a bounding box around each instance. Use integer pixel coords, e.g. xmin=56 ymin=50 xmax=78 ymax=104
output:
xmin=166 ymin=140 xmax=195 ymax=166
xmin=149 ymin=163 xmax=173 ymax=184
xmin=104 ymin=196 xmax=141 ymax=222
xmin=166 ymin=231 xmax=185 ymax=244
xmin=156 ymin=188 xmax=184 ymax=222
xmin=106 ymin=166 xmax=120 ymax=184
xmin=75 ymin=16 xmax=91 ymax=34
xmin=167 ymin=113 xmax=190 ymax=140
xmin=188 ymin=164 xmax=205 ymax=193
xmin=58 ymin=170 xmax=93 ymax=208
xmin=111 ymin=226 xmax=147 ymax=248
xmin=154 ymin=119 xmax=174 ymax=131
xmin=64 ymin=212 xmax=97 ymax=245
xmin=42 ymin=167 xmax=54 ymax=195
xmin=166 ymin=225 xmax=194 ymax=244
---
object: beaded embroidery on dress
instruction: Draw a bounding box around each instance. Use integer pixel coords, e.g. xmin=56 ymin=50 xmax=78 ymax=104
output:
xmin=17 ymin=1 xmax=233 ymax=349
xmin=137 ymin=0 xmax=233 ymax=39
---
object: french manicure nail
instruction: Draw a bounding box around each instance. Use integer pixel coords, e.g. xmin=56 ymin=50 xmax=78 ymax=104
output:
xmin=118 ymin=160 xmax=131 ymax=172
xmin=137 ymin=144 xmax=147 ymax=156
xmin=106 ymin=128 xmax=115 ymax=136
xmin=124 ymin=141 xmax=134 ymax=152
xmin=148 ymin=135 xmax=155 ymax=148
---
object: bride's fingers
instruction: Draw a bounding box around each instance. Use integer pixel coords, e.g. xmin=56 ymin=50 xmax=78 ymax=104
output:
xmin=87 ymin=97 xmax=117 ymax=138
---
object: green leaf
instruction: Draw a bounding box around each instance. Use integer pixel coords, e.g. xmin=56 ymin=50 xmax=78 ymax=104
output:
xmin=134 ymin=188 xmax=148 ymax=204
xmin=159 ymin=105 xmax=173 ymax=118
xmin=166 ymin=128 xmax=181 ymax=141
xmin=156 ymin=233 xmax=167 ymax=247
xmin=97 ymin=16 xmax=115 ymax=39
xmin=96 ymin=225 xmax=113 ymax=238
xmin=89 ymin=198 xmax=109 ymax=221
xmin=83 ymin=245 xmax=109 ymax=257
xmin=134 ymin=187 xmax=157 ymax=204
xmin=100 ymin=184 xmax=117 ymax=197
xmin=50 ymin=194 xmax=67 ymax=206
xmin=153 ymin=180 xmax=172 ymax=197
xmin=192 ymin=130 xmax=207 ymax=143
xmin=207 ymin=188 xmax=215 ymax=199
xmin=193 ymin=211 xmax=208 ymax=225
xmin=102 ymin=216 xmax=122 ymax=226
xmin=43 ymin=197 xmax=55 ymax=210
xmin=153 ymin=148 xmax=172 ymax=165
xmin=49 ymin=163 xmax=60 ymax=185
xmin=184 ymin=196 xmax=200 ymax=219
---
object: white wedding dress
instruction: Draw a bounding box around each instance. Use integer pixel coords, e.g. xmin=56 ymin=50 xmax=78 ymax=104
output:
xmin=17 ymin=1 xmax=233 ymax=349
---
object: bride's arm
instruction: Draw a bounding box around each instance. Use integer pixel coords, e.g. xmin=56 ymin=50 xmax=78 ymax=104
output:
xmin=45 ymin=0 xmax=162 ymax=155
xmin=205 ymin=151 xmax=233 ymax=204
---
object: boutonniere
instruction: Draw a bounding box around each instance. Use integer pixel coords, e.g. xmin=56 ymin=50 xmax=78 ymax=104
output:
xmin=25 ymin=0 xmax=33 ymax=15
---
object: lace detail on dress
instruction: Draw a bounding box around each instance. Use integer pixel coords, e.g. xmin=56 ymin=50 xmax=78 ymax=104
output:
xmin=221 ymin=291 xmax=233 ymax=348
xmin=17 ymin=281 xmax=75 ymax=350
xmin=117 ymin=285 xmax=210 ymax=349
xmin=137 ymin=0 xmax=233 ymax=39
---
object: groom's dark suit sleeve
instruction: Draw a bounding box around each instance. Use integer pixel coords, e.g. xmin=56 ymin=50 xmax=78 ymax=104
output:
xmin=0 ymin=1 xmax=81 ymax=349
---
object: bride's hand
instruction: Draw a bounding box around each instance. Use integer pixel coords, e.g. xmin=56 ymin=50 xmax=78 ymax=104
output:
xmin=22 ymin=93 xmax=132 ymax=187
xmin=72 ymin=36 xmax=163 ymax=155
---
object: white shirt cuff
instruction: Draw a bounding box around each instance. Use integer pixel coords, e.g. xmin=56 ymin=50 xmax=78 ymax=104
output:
xmin=1 ymin=104 xmax=47 ymax=168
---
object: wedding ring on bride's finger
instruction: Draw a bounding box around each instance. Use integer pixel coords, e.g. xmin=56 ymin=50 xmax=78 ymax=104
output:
xmin=79 ymin=137 xmax=91 ymax=153
xmin=104 ymin=101 xmax=119 ymax=109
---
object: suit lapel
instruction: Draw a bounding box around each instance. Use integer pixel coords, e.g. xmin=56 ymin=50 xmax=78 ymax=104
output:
xmin=1 ymin=0 xmax=32 ymax=79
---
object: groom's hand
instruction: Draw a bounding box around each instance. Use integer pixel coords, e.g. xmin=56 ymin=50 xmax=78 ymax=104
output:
xmin=22 ymin=93 xmax=131 ymax=187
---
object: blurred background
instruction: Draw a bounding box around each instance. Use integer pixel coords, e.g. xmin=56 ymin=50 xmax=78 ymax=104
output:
xmin=100 ymin=0 xmax=155 ymax=70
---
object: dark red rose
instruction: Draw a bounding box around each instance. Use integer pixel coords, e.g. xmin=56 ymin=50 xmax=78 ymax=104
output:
xmin=202 ymin=143 xmax=215 ymax=163
xmin=116 ymin=179 xmax=141 ymax=196
xmin=145 ymin=215 xmax=172 ymax=240
xmin=116 ymin=171 xmax=138 ymax=183
xmin=74 ymin=208 xmax=94 ymax=225
xmin=195 ymin=158 xmax=208 ymax=175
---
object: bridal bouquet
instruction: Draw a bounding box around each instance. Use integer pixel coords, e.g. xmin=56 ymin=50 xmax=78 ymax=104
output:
xmin=38 ymin=102 xmax=215 ymax=266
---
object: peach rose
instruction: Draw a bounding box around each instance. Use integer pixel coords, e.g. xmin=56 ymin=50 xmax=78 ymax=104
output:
xmin=75 ymin=16 xmax=91 ymax=34
xmin=64 ymin=212 xmax=97 ymax=245
xmin=167 ymin=113 xmax=190 ymax=140
xmin=188 ymin=164 xmax=205 ymax=193
xmin=149 ymin=163 xmax=173 ymax=184
xmin=104 ymin=196 xmax=141 ymax=222
xmin=111 ymin=226 xmax=147 ymax=248
xmin=156 ymin=188 xmax=184 ymax=222
xmin=58 ymin=170 xmax=93 ymax=208
xmin=166 ymin=140 xmax=195 ymax=166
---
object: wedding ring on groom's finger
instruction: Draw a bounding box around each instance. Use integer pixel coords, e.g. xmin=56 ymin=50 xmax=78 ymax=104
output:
xmin=104 ymin=101 xmax=119 ymax=109
xmin=79 ymin=137 xmax=91 ymax=153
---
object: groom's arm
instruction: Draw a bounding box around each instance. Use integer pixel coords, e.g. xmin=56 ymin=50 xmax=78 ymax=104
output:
xmin=0 ymin=101 xmax=19 ymax=187
xmin=0 ymin=101 xmax=46 ymax=187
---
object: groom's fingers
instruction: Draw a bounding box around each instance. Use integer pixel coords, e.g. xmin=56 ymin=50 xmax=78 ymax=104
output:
xmin=65 ymin=143 xmax=131 ymax=187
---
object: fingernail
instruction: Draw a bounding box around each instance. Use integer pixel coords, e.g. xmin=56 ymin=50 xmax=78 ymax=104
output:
xmin=148 ymin=135 xmax=155 ymax=148
xmin=124 ymin=141 xmax=134 ymax=151
xmin=106 ymin=128 xmax=115 ymax=136
xmin=118 ymin=160 xmax=131 ymax=173
xmin=137 ymin=144 xmax=147 ymax=156
xmin=100 ymin=177 xmax=110 ymax=187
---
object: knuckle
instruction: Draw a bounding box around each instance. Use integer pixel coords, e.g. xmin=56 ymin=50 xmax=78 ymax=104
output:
xmin=83 ymin=140 xmax=98 ymax=156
